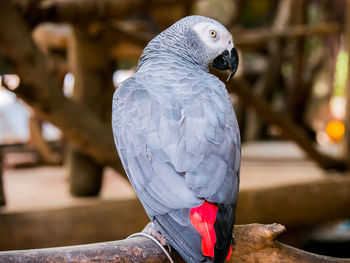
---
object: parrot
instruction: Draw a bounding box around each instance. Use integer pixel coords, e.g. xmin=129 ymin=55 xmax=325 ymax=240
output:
xmin=112 ymin=15 xmax=240 ymax=263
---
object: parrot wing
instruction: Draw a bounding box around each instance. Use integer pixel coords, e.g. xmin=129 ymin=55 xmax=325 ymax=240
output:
xmin=112 ymin=73 xmax=240 ymax=263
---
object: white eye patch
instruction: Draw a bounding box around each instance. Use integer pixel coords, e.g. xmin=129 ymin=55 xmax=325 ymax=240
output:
xmin=192 ymin=22 xmax=232 ymax=50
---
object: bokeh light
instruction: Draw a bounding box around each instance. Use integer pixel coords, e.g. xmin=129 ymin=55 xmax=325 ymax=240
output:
xmin=325 ymin=120 xmax=345 ymax=143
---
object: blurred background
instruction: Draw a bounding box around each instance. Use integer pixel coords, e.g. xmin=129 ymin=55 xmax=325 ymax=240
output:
xmin=0 ymin=0 xmax=349 ymax=259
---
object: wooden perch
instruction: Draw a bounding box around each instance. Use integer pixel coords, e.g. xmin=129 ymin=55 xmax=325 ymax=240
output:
xmin=231 ymin=224 xmax=350 ymax=263
xmin=0 ymin=223 xmax=348 ymax=263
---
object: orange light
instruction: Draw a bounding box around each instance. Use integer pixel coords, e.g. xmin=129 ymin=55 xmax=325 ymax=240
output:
xmin=326 ymin=121 xmax=345 ymax=142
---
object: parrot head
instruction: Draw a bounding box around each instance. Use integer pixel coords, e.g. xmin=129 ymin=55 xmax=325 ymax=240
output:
xmin=192 ymin=20 xmax=239 ymax=81
xmin=139 ymin=15 xmax=239 ymax=81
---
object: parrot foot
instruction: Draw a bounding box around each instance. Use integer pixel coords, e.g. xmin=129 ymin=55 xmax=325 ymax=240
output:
xmin=142 ymin=222 xmax=168 ymax=247
xmin=231 ymin=233 xmax=236 ymax=249
xmin=128 ymin=222 xmax=174 ymax=263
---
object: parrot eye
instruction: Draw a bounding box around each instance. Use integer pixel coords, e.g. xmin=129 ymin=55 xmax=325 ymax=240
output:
xmin=209 ymin=30 xmax=217 ymax=38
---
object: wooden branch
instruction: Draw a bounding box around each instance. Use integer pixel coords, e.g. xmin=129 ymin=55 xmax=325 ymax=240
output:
xmin=215 ymin=72 xmax=348 ymax=170
xmin=13 ymin=0 xmax=341 ymax=44
xmin=0 ymin=234 xmax=184 ymax=263
xmin=32 ymin=23 xmax=72 ymax=52
xmin=288 ymin=0 xmax=308 ymax=124
xmin=109 ymin=22 xmax=341 ymax=51
xmin=0 ymin=0 xmax=124 ymax=174
xmin=231 ymin=224 xmax=350 ymax=263
xmin=29 ymin=116 xmax=62 ymax=164
xmin=109 ymin=21 xmax=152 ymax=47
xmin=30 ymin=22 xmax=341 ymax=61
xmin=0 ymin=223 xmax=348 ymax=263
xmin=107 ymin=22 xmax=341 ymax=59
xmin=107 ymin=22 xmax=341 ymax=60
xmin=15 ymin=0 xmax=190 ymax=25
xmin=234 ymin=22 xmax=340 ymax=48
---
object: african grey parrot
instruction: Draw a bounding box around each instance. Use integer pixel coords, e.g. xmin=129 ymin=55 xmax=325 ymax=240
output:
xmin=112 ymin=15 xmax=240 ymax=263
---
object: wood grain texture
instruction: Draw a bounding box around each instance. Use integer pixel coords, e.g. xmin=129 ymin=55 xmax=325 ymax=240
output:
xmin=0 ymin=223 xmax=349 ymax=263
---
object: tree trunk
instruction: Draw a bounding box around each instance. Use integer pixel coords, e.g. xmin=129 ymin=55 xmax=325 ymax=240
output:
xmin=288 ymin=0 xmax=310 ymax=126
xmin=68 ymin=150 xmax=104 ymax=196
xmin=68 ymin=25 xmax=115 ymax=196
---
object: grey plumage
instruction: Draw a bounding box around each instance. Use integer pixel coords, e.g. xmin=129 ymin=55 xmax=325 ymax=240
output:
xmin=112 ymin=15 xmax=240 ymax=263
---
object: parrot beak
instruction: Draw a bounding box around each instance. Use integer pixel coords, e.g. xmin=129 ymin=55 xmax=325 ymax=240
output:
xmin=226 ymin=47 xmax=239 ymax=81
xmin=212 ymin=47 xmax=239 ymax=81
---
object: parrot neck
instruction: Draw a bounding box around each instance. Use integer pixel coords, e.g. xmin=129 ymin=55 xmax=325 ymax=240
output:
xmin=137 ymin=49 xmax=208 ymax=73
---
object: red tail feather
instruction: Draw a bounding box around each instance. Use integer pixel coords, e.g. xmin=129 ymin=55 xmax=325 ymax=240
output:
xmin=190 ymin=201 xmax=232 ymax=260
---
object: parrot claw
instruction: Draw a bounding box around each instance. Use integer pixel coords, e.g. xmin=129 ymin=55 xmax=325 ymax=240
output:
xmin=142 ymin=222 xmax=168 ymax=247
xmin=231 ymin=234 xmax=236 ymax=249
